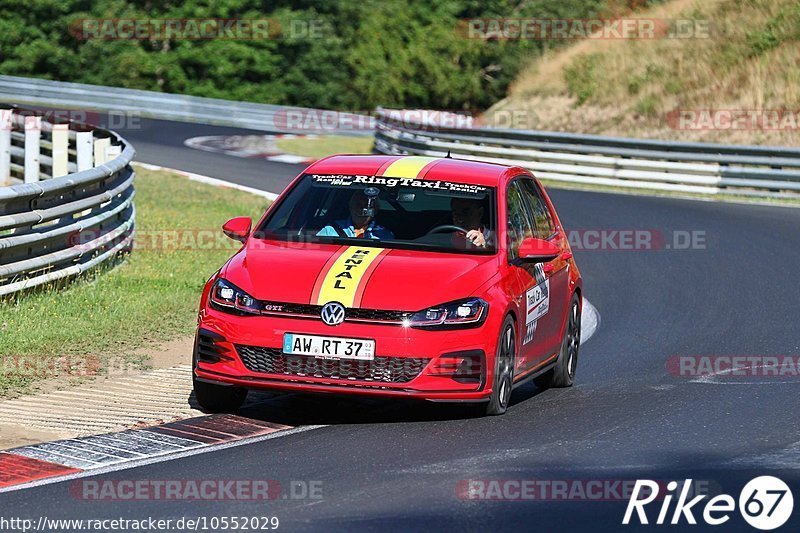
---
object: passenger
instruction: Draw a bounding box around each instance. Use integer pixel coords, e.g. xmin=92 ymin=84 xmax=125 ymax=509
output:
xmin=450 ymin=197 xmax=494 ymax=248
xmin=317 ymin=191 xmax=394 ymax=239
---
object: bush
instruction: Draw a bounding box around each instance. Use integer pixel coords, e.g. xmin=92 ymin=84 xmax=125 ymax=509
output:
xmin=564 ymin=53 xmax=601 ymax=105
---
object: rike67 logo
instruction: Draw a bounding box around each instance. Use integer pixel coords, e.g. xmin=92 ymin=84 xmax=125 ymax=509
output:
xmin=624 ymin=477 xmax=794 ymax=530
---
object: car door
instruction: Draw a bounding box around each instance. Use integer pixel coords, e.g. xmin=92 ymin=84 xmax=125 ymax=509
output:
xmin=505 ymin=180 xmax=546 ymax=373
xmin=515 ymin=178 xmax=570 ymax=366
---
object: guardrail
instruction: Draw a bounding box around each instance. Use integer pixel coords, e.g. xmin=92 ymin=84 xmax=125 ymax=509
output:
xmin=373 ymin=108 xmax=800 ymax=198
xmin=0 ymin=75 xmax=371 ymax=136
xmin=0 ymin=105 xmax=135 ymax=296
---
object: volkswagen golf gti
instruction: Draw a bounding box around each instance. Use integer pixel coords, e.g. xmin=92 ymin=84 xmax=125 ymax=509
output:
xmin=193 ymin=155 xmax=582 ymax=415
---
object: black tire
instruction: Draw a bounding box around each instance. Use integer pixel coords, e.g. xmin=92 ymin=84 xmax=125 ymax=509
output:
xmin=534 ymin=293 xmax=581 ymax=389
xmin=482 ymin=315 xmax=516 ymax=416
xmin=193 ymin=373 xmax=247 ymax=412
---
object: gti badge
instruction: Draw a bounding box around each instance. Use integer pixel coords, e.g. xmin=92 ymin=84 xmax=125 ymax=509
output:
xmin=320 ymin=301 xmax=346 ymax=326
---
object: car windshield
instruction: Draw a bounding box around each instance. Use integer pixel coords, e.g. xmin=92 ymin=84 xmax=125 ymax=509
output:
xmin=257 ymin=174 xmax=497 ymax=254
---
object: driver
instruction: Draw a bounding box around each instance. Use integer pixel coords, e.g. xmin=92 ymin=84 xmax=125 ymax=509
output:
xmin=450 ymin=197 xmax=494 ymax=248
xmin=317 ymin=191 xmax=394 ymax=239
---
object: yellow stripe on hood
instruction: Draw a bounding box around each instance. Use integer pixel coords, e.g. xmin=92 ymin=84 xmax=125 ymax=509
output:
xmin=315 ymin=246 xmax=384 ymax=307
xmin=379 ymin=156 xmax=438 ymax=178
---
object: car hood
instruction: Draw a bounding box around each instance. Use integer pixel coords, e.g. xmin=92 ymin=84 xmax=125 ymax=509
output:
xmin=221 ymin=240 xmax=500 ymax=311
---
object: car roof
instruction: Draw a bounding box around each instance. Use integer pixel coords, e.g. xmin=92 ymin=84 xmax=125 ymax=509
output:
xmin=304 ymin=154 xmax=528 ymax=188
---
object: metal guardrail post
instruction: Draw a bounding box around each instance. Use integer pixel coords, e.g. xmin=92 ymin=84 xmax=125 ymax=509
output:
xmin=51 ymin=123 xmax=69 ymax=178
xmin=24 ymin=116 xmax=41 ymax=183
xmin=106 ymin=145 xmax=121 ymax=159
xmin=94 ymin=136 xmax=110 ymax=166
xmin=0 ymin=109 xmax=9 ymax=186
xmin=76 ymin=131 xmax=93 ymax=171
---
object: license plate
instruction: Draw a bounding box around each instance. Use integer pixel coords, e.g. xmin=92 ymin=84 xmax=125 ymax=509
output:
xmin=282 ymin=333 xmax=375 ymax=360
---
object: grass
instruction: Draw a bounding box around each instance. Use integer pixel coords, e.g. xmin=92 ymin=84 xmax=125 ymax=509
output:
xmin=483 ymin=0 xmax=800 ymax=146
xmin=274 ymin=135 xmax=374 ymax=159
xmin=0 ymin=168 xmax=268 ymax=397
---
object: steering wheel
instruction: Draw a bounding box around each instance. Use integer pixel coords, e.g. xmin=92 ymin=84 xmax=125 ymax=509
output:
xmin=425 ymin=224 xmax=469 ymax=236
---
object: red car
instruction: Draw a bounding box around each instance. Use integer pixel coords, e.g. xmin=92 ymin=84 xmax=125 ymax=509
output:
xmin=193 ymin=155 xmax=582 ymax=415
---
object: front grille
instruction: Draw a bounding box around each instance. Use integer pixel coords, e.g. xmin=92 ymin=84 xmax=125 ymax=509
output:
xmin=346 ymin=308 xmax=409 ymax=322
xmin=259 ymin=301 xmax=408 ymax=324
xmin=236 ymin=345 xmax=429 ymax=384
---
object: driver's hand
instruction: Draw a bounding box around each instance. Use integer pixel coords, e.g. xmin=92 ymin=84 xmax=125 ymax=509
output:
xmin=465 ymin=229 xmax=486 ymax=247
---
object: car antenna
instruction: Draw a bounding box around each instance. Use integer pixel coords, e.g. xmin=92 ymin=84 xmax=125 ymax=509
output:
xmin=445 ymin=150 xmax=452 ymax=158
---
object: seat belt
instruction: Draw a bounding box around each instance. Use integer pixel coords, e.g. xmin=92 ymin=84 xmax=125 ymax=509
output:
xmin=333 ymin=222 xmax=348 ymax=238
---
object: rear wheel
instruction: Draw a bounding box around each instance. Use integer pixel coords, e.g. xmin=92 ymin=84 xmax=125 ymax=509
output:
xmin=534 ymin=293 xmax=581 ymax=389
xmin=193 ymin=372 xmax=247 ymax=412
xmin=482 ymin=315 xmax=516 ymax=416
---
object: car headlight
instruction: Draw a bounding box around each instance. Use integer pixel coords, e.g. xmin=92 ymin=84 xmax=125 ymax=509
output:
xmin=408 ymin=298 xmax=488 ymax=328
xmin=209 ymin=279 xmax=260 ymax=315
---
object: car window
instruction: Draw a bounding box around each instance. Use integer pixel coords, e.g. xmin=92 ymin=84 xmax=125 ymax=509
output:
xmin=256 ymin=174 xmax=497 ymax=254
xmin=518 ymin=178 xmax=555 ymax=239
xmin=506 ymin=182 xmax=534 ymax=261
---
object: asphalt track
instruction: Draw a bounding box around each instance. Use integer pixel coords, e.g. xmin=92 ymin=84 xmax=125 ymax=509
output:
xmin=119 ymin=117 xmax=302 ymax=192
xmin=2 ymin=120 xmax=799 ymax=531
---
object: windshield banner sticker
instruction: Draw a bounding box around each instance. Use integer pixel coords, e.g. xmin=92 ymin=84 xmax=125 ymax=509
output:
xmin=311 ymin=174 xmax=488 ymax=195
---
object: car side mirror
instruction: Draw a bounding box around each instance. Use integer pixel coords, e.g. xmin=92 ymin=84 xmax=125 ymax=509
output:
xmin=518 ymin=237 xmax=559 ymax=262
xmin=222 ymin=217 xmax=252 ymax=243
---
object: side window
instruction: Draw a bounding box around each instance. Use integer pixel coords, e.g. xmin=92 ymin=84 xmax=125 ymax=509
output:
xmin=518 ymin=179 xmax=555 ymax=239
xmin=506 ymin=182 xmax=534 ymax=260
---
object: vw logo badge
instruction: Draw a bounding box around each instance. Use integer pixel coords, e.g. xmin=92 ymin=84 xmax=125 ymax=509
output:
xmin=320 ymin=302 xmax=346 ymax=326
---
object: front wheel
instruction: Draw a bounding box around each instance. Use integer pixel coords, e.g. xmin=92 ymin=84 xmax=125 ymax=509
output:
xmin=482 ymin=315 xmax=516 ymax=416
xmin=534 ymin=293 xmax=581 ymax=389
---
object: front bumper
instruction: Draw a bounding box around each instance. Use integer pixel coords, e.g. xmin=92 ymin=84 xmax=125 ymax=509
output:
xmin=193 ymin=306 xmax=500 ymax=401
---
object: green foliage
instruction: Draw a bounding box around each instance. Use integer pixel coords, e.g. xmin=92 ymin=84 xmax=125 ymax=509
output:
xmin=564 ymin=53 xmax=601 ymax=105
xmin=626 ymin=63 xmax=665 ymax=95
xmin=663 ymin=77 xmax=683 ymax=95
xmin=634 ymin=94 xmax=658 ymax=116
xmin=745 ymin=3 xmax=800 ymax=57
xmin=0 ymin=0 xmax=619 ymax=110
